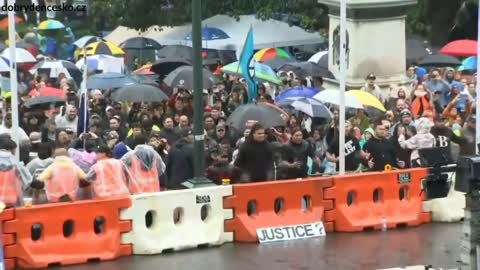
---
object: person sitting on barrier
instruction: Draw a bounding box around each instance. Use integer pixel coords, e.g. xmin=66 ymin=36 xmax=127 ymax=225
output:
xmin=326 ymin=120 xmax=367 ymax=172
xmin=364 ymin=119 xmax=405 ymax=171
xmin=34 ymin=147 xmax=86 ymax=203
xmin=121 ymin=143 xmax=165 ymax=193
xmin=398 ymin=117 xmax=435 ymax=167
xmin=0 ymin=138 xmax=32 ymax=207
xmin=234 ymin=123 xmax=274 ymax=182
xmin=84 ymin=145 xmax=131 ymax=199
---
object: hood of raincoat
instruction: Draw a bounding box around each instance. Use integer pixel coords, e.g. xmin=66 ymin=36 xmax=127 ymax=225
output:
xmin=415 ymin=117 xmax=433 ymax=135
xmin=133 ymin=144 xmax=157 ymax=171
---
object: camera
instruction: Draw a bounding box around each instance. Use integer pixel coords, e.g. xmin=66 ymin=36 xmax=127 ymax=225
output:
xmin=418 ymin=147 xmax=454 ymax=199
xmin=455 ymin=156 xmax=480 ymax=193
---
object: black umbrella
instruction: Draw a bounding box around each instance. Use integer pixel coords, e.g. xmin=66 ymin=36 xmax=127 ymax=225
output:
xmin=120 ymin=37 xmax=162 ymax=50
xmin=263 ymin=58 xmax=296 ymax=70
xmin=418 ymin=54 xmax=461 ymax=67
xmin=406 ymin=36 xmax=433 ymax=64
xmin=151 ymin=57 xmax=191 ymax=75
xmin=25 ymin=96 xmax=65 ymax=110
xmin=226 ymin=103 xmax=289 ymax=131
xmin=279 ymin=62 xmax=335 ymax=79
xmin=163 ymin=65 xmax=218 ymax=90
xmin=157 ymin=45 xmax=221 ymax=65
xmin=111 ymin=84 xmax=168 ymax=103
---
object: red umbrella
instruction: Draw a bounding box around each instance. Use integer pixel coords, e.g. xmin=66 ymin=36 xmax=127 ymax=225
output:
xmin=39 ymin=87 xmax=65 ymax=99
xmin=440 ymin=39 xmax=477 ymax=57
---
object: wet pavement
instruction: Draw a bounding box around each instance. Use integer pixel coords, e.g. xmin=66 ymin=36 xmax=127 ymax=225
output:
xmin=55 ymin=223 xmax=463 ymax=270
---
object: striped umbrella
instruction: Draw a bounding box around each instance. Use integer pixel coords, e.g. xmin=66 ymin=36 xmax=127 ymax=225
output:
xmin=221 ymin=61 xmax=282 ymax=85
xmin=78 ymin=41 xmax=125 ymax=57
xmin=0 ymin=56 xmax=10 ymax=72
xmin=73 ymin=35 xmax=102 ymax=48
xmin=1 ymin=48 xmax=35 ymax=63
xmin=38 ymin=19 xmax=65 ymax=30
xmin=254 ymin=48 xmax=292 ymax=63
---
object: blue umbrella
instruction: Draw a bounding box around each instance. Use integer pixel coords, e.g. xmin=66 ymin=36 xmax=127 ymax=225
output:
xmin=185 ymin=27 xmax=229 ymax=41
xmin=458 ymin=57 xmax=477 ymax=71
xmin=86 ymin=72 xmax=136 ymax=90
xmin=275 ymin=86 xmax=320 ymax=104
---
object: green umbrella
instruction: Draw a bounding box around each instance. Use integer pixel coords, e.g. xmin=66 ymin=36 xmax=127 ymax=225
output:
xmin=221 ymin=61 xmax=282 ymax=85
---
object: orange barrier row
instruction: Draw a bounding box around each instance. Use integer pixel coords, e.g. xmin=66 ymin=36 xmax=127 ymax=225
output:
xmin=224 ymin=177 xmax=334 ymax=242
xmin=2 ymin=197 xmax=132 ymax=269
xmin=0 ymin=209 xmax=15 ymax=269
xmin=324 ymin=168 xmax=431 ymax=232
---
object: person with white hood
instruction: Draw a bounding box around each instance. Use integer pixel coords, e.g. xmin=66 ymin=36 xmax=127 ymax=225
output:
xmin=398 ymin=117 xmax=435 ymax=167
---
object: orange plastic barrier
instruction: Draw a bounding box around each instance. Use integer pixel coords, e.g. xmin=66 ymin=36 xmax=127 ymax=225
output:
xmin=224 ymin=177 xmax=334 ymax=242
xmin=0 ymin=209 xmax=15 ymax=269
xmin=324 ymin=168 xmax=431 ymax=232
xmin=3 ymin=197 xmax=132 ymax=269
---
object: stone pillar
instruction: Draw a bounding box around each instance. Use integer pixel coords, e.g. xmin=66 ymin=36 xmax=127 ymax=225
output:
xmin=318 ymin=0 xmax=417 ymax=89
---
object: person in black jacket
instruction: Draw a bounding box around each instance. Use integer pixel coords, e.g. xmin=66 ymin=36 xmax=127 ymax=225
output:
xmin=234 ymin=123 xmax=274 ymax=182
xmin=430 ymin=114 xmax=466 ymax=162
xmin=165 ymin=127 xmax=194 ymax=189
xmin=365 ymin=119 xmax=405 ymax=171
xmin=282 ymin=127 xmax=317 ymax=178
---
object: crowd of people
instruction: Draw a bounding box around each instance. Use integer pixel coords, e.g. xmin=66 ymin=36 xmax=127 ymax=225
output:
xmin=0 ymin=40 xmax=475 ymax=208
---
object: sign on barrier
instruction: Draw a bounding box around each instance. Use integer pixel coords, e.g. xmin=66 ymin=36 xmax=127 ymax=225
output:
xmin=121 ymin=185 xmax=233 ymax=254
xmin=256 ymin=222 xmax=326 ymax=243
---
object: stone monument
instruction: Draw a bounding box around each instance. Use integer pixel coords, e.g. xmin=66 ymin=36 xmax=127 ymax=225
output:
xmin=318 ymin=0 xmax=417 ymax=89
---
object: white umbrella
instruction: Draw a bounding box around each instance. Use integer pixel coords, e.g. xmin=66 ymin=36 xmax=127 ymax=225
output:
xmin=290 ymin=97 xmax=332 ymax=118
xmin=0 ymin=57 xmax=10 ymax=72
xmin=313 ymin=89 xmax=363 ymax=109
xmin=29 ymin=60 xmax=81 ymax=79
xmin=308 ymin=50 xmax=328 ymax=65
xmin=73 ymin=35 xmax=102 ymax=48
xmin=75 ymin=54 xmax=124 ymax=73
xmin=1 ymin=48 xmax=35 ymax=63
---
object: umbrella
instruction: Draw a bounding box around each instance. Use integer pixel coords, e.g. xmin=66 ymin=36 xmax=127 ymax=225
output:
xmin=157 ymin=45 xmax=221 ymax=65
xmin=346 ymin=90 xmax=386 ymax=112
xmin=263 ymin=58 xmax=296 ymax=70
xmin=87 ymin=72 xmax=136 ymax=90
xmin=439 ymin=39 xmax=477 ymax=57
xmin=418 ymin=54 xmax=461 ymax=67
xmin=308 ymin=51 xmax=328 ymax=68
xmin=163 ymin=65 xmax=218 ymax=90
xmin=78 ymin=41 xmax=125 ymax=57
xmin=111 ymin=84 xmax=168 ymax=103
xmin=254 ymin=48 xmax=292 ymax=63
xmin=120 ymin=37 xmax=162 ymax=50
xmin=458 ymin=57 xmax=477 ymax=72
xmin=185 ymin=27 xmax=230 ymax=41
xmin=313 ymin=89 xmax=363 ymax=109
xmin=73 ymin=36 xmax=102 ymax=48
xmin=275 ymin=86 xmax=320 ymax=104
xmin=0 ymin=56 xmax=10 ymax=72
xmin=278 ymin=61 xmax=335 ymax=79
xmin=0 ymin=16 xmax=22 ymax=30
xmin=75 ymin=54 xmax=124 ymax=73
xmin=38 ymin=19 xmax=65 ymax=30
xmin=39 ymin=87 xmax=65 ymax=99
xmin=289 ymin=97 xmax=332 ymax=119
xmin=1 ymin=48 xmax=35 ymax=63
xmin=221 ymin=61 xmax=282 ymax=85
xmin=226 ymin=103 xmax=289 ymax=131
xmin=150 ymin=57 xmax=191 ymax=75
xmin=406 ymin=36 xmax=433 ymax=64
xmin=30 ymin=60 xmax=82 ymax=83
xmin=25 ymin=96 xmax=65 ymax=110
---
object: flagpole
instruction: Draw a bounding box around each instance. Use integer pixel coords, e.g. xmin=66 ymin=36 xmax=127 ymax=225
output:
xmin=476 ymin=0 xmax=480 ymax=154
xmin=7 ymin=0 xmax=19 ymax=160
xmin=338 ymin=0 xmax=347 ymax=174
xmin=81 ymin=48 xmax=88 ymax=148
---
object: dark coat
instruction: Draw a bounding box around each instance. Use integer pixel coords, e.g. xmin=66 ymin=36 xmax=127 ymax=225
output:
xmin=165 ymin=138 xmax=194 ymax=189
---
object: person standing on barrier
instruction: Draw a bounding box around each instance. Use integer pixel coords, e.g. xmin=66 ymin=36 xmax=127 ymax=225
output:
xmin=282 ymin=127 xmax=318 ymax=178
xmin=121 ymin=143 xmax=165 ymax=193
xmin=234 ymin=123 xmax=274 ymax=182
xmin=0 ymin=138 xmax=31 ymax=207
xmin=365 ymin=119 xmax=405 ymax=171
xmin=84 ymin=145 xmax=130 ymax=199
xmin=326 ymin=120 xmax=366 ymax=173
xmin=34 ymin=148 xmax=86 ymax=203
